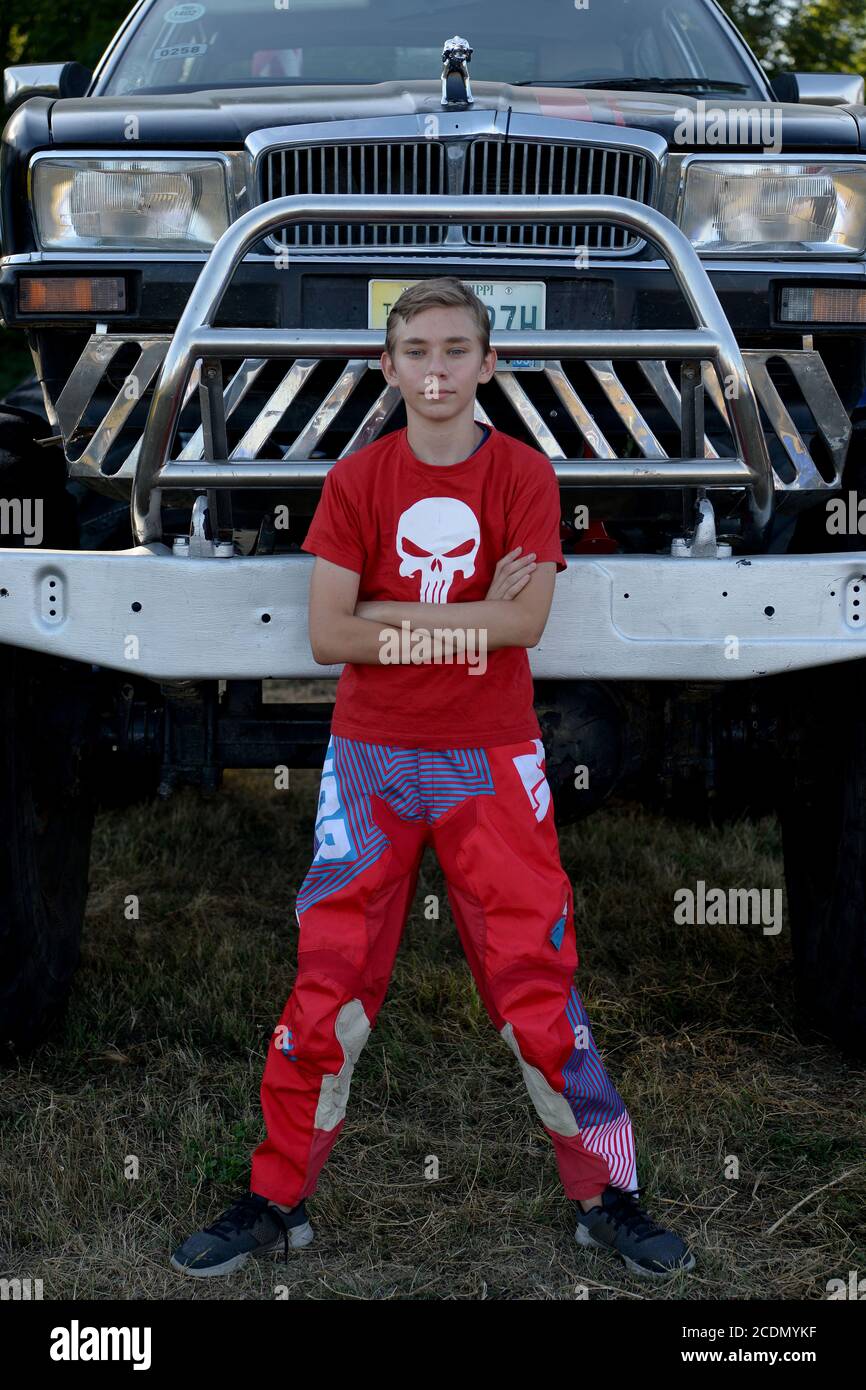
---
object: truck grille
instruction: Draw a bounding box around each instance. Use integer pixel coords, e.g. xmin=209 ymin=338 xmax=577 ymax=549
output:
xmin=260 ymin=140 xmax=651 ymax=252
xmin=464 ymin=142 xmax=649 ymax=251
xmin=261 ymin=143 xmax=449 ymax=248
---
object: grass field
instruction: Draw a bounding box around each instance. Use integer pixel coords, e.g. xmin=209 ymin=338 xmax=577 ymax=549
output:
xmin=1 ymin=697 xmax=865 ymax=1300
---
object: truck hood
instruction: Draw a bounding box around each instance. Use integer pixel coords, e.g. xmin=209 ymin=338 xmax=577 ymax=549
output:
xmin=48 ymin=79 xmax=863 ymax=150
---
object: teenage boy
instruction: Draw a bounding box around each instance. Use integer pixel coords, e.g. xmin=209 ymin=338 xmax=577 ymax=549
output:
xmin=171 ymin=278 xmax=695 ymax=1281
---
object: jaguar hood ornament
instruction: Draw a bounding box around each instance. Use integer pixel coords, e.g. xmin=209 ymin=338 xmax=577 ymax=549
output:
xmin=440 ymin=35 xmax=474 ymax=108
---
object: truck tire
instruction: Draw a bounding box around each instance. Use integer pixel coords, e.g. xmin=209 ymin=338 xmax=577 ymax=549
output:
xmin=0 ymin=408 xmax=97 ymax=1058
xmin=0 ymin=647 xmax=98 ymax=1059
xmin=776 ymin=659 xmax=866 ymax=1059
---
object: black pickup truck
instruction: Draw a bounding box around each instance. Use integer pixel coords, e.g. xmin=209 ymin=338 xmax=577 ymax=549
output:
xmin=2 ymin=0 xmax=866 ymax=1058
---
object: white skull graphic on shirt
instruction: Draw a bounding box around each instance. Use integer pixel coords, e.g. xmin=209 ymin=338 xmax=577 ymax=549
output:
xmin=395 ymin=496 xmax=481 ymax=603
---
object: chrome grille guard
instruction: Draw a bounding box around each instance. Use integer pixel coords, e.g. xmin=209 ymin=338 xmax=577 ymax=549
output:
xmin=128 ymin=194 xmax=777 ymax=546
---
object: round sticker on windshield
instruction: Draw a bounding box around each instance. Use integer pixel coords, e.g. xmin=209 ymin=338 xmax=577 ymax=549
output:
xmin=164 ymin=3 xmax=205 ymax=22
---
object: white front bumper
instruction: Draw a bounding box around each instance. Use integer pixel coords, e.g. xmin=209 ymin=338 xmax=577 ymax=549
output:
xmin=1 ymin=546 xmax=865 ymax=681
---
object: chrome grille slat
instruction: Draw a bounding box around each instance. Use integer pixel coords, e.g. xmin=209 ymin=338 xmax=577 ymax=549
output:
xmin=340 ymin=382 xmax=403 ymax=456
xmin=57 ymin=339 xmax=167 ymax=470
xmin=585 ymin=360 xmax=667 ymax=458
xmin=782 ymin=348 xmax=854 ymax=471
xmin=530 ymin=141 xmax=539 ymax=252
xmin=545 ymin=362 xmax=617 ymax=459
xmin=320 ymin=147 xmax=326 ymax=246
xmin=635 ymin=151 xmax=646 ymax=202
xmin=484 ymin=140 xmax=491 ymax=242
xmin=55 ymin=337 xmax=127 ymax=442
xmin=517 ymin=145 xmax=525 ymax=248
xmin=495 ymin=372 xmax=565 ymax=459
xmin=740 ymin=356 xmax=829 ymax=490
xmin=308 ymin=148 xmax=315 ymax=244
xmin=283 ymin=359 xmax=368 ymax=459
xmin=231 ymin=359 xmax=319 ymax=460
xmin=558 ymin=146 xmax=572 ymax=250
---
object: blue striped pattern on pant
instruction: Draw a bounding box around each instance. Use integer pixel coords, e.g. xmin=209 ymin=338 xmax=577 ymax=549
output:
xmin=561 ymin=985 xmax=628 ymax=1127
xmin=296 ymin=735 xmax=494 ymax=915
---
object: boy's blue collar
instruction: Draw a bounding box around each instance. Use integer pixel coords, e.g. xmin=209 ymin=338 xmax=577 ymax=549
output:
xmin=470 ymin=424 xmax=491 ymax=457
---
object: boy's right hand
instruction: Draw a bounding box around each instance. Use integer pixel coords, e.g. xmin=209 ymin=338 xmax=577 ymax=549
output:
xmin=485 ymin=547 xmax=537 ymax=600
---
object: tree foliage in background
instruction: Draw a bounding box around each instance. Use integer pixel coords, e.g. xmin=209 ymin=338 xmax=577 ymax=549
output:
xmin=783 ymin=0 xmax=866 ymax=73
xmin=1 ymin=1 xmax=129 ymax=77
xmin=720 ymin=0 xmax=790 ymax=69
xmin=723 ymin=0 xmax=866 ymax=73
xmin=1 ymin=0 xmax=866 ymax=90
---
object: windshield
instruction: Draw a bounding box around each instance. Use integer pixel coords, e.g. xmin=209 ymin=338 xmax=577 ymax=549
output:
xmin=99 ymin=0 xmax=765 ymax=98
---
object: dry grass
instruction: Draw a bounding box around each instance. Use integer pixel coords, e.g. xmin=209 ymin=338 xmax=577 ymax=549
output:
xmin=1 ymin=750 xmax=864 ymax=1300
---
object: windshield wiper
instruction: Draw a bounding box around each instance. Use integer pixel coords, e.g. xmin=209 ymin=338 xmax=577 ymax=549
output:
xmin=515 ymin=77 xmax=752 ymax=95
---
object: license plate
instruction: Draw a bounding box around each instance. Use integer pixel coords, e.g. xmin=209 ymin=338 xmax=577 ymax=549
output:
xmin=368 ymin=279 xmax=546 ymax=371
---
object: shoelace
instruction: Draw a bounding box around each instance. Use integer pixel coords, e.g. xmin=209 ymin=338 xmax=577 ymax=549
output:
xmin=602 ymin=1189 xmax=664 ymax=1244
xmin=205 ymin=1192 xmax=291 ymax=1262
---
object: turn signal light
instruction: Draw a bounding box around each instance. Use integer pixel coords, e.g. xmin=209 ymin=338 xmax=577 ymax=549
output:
xmin=18 ymin=277 xmax=126 ymax=313
xmin=779 ymin=285 xmax=866 ymax=323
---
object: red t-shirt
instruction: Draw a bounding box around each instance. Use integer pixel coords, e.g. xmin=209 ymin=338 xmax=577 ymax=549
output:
xmin=300 ymin=423 xmax=566 ymax=749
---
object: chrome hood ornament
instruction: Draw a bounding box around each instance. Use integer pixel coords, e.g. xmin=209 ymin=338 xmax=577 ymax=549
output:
xmin=440 ymin=35 xmax=474 ymax=108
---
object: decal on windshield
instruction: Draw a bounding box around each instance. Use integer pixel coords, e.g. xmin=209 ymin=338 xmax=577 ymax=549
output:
xmin=152 ymin=42 xmax=209 ymax=61
xmin=164 ymin=3 xmax=206 ymax=22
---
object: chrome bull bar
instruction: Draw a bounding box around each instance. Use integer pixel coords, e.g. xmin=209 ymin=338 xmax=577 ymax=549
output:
xmin=126 ymin=194 xmax=775 ymax=545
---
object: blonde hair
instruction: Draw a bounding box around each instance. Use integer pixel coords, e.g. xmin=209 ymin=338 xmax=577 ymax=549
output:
xmin=384 ymin=277 xmax=491 ymax=359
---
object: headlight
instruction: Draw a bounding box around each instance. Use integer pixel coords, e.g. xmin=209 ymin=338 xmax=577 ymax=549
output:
xmin=31 ymin=157 xmax=231 ymax=250
xmin=678 ymin=160 xmax=866 ymax=256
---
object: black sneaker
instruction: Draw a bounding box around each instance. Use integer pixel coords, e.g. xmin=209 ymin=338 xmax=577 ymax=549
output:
xmin=574 ymin=1186 xmax=695 ymax=1279
xmin=170 ymin=1191 xmax=314 ymax=1278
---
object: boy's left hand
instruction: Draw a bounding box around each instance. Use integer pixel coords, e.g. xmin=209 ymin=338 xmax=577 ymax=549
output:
xmin=485 ymin=548 xmax=537 ymax=601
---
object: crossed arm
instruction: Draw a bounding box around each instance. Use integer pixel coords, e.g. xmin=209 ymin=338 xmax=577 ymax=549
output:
xmin=308 ymin=549 xmax=558 ymax=666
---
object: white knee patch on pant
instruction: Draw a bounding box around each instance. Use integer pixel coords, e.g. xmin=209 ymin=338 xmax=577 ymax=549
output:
xmin=500 ymin=1021 xmax=579 ymax=1138
xmin=314 ymin=998 xmax=372 ymax=1132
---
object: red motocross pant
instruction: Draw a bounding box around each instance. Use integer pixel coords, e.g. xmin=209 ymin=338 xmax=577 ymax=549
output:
xmin=249 ymin=734 xmax=638 ymax=1205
